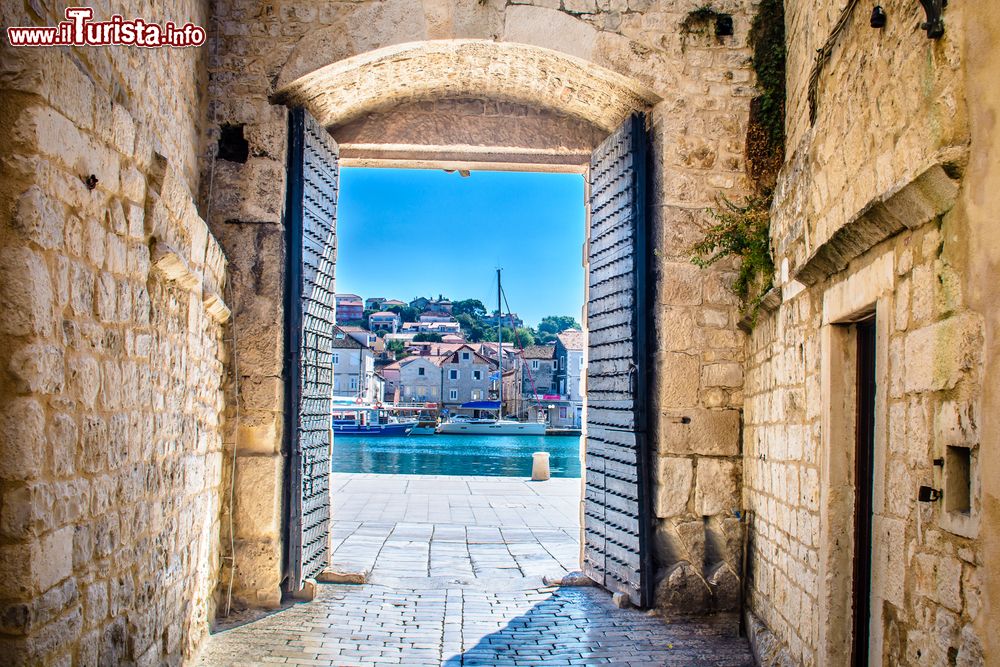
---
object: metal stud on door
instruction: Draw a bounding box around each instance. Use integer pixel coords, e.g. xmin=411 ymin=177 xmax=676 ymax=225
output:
xmin=583 ymin=113 xmax=653 ymax=608
xmin=284 ymin=108 xmax=338 ymax=590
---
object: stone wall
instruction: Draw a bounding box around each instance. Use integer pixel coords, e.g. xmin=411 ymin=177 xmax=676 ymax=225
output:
xmin=205 ymin=0 xmax=755 ymax=613
xmin=0 ymin=1 xmax=227 ymax=664
xmin=744 ymin=0 xmax=993 ymax=664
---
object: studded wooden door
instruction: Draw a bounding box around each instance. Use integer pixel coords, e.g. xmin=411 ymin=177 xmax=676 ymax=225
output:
xmin=283 ymin=107 xmax=338 ymax=590
xmin=583 ymin=113 xmax=654 ymax=608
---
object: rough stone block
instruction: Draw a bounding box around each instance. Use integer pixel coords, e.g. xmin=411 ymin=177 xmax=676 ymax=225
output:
xmin=611 ymin=591 xmax=631 ymax=608
xmin=903 ymin=313 xmax=983 ymax=393
xmin=936 ymin=556 xmax=963 ymax=613
xmin=14 ymin=186 xmax=64 ymax=250
xmin=702 ymin=362 xmax=743 ymax=388
xmin=541 ymin=571 xmax=593 ymax=587
xmin=0 ymin=246 xmax=53 ymax=337
xmin=654 ymin=561 xmax=710 ymax=616
xmin=232 ymin=538 xmax=283 ymax=609
xmin=317 ymin=569 xmax=370 ymax=585
xmin=706 ymin=562 xmax=740 ymax=612
xmin=233 ymin=455 xmax=282 ymax=539
xmin=653 ymin=457 xmax=692 ymax=518
xmin=9 ymin=342 xmax=64 ymax=395
xmin=655 ymin=307 xmax=695 ymax=351
xmin=659 ymin=408 xmax=740 ymax=456
xmin=291 ymin=578 xmax=318 ymax=601
xmin=653 ymin=352 xmax=700 ymax=408
xmin=654 ymin=518 xmax=705 ymax=569
xmin=657 ymin=262 xmax=704 ymax=306
xmin=0 ymin=398 xmax=46 ymax=481
xmin=695 ymin=458 xmax=740 ymax=516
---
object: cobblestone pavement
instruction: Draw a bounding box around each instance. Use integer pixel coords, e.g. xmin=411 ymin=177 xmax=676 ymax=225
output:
xmin=199 ymin=584 xmax=753 ymax=666
xmin=199 ymin=474 xmax=753 ymax=665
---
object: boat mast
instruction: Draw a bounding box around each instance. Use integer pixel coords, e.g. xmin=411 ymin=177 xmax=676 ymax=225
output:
xmin=497 ymin=268 xmax=503 ymax=420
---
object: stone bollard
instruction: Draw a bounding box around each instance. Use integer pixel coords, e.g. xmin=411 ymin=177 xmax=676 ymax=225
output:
xmin=532 ymin=451 xmax=551 ymax=481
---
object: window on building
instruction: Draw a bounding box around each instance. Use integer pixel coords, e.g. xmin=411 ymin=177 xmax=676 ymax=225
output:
xmin=350 ymin=377 xmax=357 ymax=390
xmin=449 ymin=370 xmax=459 ymax=380
xmin=449 ymin=389 xmax=458 ymax=400
xmin=332 ymin=353 xmax=339 ymax=364
xmin=462 ymin=352 xmax=470 ymax=361
xmin=559 ymin=406 xmax=568 ymax=419
xmin=473 ymin=370 xmax=482 ymax=381
xmin=472 ymin=390 xmax=482 ymax=400
xmin=531 ymin=360 xmax=540 ymax=370
xmin=418 ymin=366 xmax=425 ymax=376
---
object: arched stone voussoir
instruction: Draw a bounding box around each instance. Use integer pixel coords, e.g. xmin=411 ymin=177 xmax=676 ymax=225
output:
xmin=273 ymin=39 xmax=661 ymax=133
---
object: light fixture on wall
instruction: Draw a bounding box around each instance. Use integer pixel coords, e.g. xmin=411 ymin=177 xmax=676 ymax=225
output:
xmin=918 ymin=0 xmax=946 ymax=38
xmin=870 ymin=5 xmax=887 ymax=28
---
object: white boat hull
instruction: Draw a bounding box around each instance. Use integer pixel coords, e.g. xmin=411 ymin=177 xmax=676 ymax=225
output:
xmin=436 ymin=420 xmax=547 ymax=435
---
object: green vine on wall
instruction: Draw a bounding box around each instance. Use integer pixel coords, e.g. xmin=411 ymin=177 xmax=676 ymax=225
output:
xmin=690 ymin=0 xmax=785 ymax=323
xmin=748 ymin=0 xmax=786 ymax=164
xmin=691 ymin=192 xmax=775 ymax=312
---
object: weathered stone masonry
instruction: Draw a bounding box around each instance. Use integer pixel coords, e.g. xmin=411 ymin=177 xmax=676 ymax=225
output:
xmin=205 ymin=0 xmax=754 ymax=614
xmin=743 ymin=1 xmax=998 ymax=664
xmin=2 ymin=0 xmax=999 ymax=665
xmin=0 ymin=1 xmax=226 ymax=664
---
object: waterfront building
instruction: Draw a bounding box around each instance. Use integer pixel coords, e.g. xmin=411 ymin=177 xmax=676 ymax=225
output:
xmin=369 ymin=311 xmax=401 ymax=332
xmin=555 ymin=329 xmax=585 ymax=428
xmin=334 ymin=293 xmax=364 ymax=323
xmin=332 ymin=326 xmax=376 ymax=403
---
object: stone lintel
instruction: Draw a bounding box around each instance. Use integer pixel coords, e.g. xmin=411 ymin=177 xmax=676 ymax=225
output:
xmin=793 ymin=159 xmax=962 ymax=286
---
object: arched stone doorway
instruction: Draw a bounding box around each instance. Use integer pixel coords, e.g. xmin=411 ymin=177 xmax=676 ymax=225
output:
xmin=207 ymin=3 xmax=750 ymax=618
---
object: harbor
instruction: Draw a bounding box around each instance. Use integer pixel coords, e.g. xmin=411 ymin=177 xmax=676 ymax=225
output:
xmin=331 ymin=433 xmax=582 ymax=478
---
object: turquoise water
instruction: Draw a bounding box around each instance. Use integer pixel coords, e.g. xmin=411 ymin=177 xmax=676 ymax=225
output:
xmin=332 ymin=434 xmax=582 ymax=478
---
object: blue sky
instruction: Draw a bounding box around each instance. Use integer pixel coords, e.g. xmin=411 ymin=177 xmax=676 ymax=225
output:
xmin=336 ymin=168 xmax=586 ymax=328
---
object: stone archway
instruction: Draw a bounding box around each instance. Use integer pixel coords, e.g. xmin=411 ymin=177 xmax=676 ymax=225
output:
xmin=206 ymin=2 xmax=753 ymax=616
xmin=272 ymin=40 xmax=660 ymax=171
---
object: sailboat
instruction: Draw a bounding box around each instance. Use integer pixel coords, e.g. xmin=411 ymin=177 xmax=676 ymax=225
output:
xmin=436 ymin=269 xmax=548 ymax=436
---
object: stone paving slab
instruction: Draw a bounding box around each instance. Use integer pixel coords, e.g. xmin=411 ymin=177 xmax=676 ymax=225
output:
xmin=330 ymin=473 xmax=581 ymax=583
xmin=199 ymin=474 xmax=753 ymax=665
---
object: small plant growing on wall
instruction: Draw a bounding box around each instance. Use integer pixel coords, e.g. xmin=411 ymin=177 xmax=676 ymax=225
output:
xmin=679 ymin=5 xmax=734 ymax=50
xmin=691 ymin=0 xmax=784 ymax=324
xmin=691 ymin=192 xmax=774 ymax=313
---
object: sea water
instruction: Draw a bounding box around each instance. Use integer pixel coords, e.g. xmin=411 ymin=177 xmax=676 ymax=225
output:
xmin=331 ymin=433 xmax=582 ymax=478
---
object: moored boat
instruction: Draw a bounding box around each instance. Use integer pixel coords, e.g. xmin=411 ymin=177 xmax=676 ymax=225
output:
xmin=333 ymin=419 xmax=414 ymax=436
xmin=410 ymin=420 xmax=439 ymax=435
xmin=436 ymin=417 xmax=547 ymax=435
xmin=435 ymin=271 xmax=550 ymax=437
xmin=332 ymin=400 xmax=415 ymax=436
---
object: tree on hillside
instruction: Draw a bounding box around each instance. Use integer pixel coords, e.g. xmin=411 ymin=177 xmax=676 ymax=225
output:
xmin=452 ymin=299 xmax=487 ymax=319
xmin=455 ymin=312 xmax=487 ymax=342
xmin=537 ymin=315 xmax=580 ymax=336
xmin=386 ymin=304 xmax=419 ymax=322
xmin=413 ymin=332 xmax=443 ymax=342
xmin=483 ymin=326 xmax=535 ymax=349
xmin=387 ymin=339 xmax=409 ymax=360
xmin=513 ymin=327 xmax=536 ymax=348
